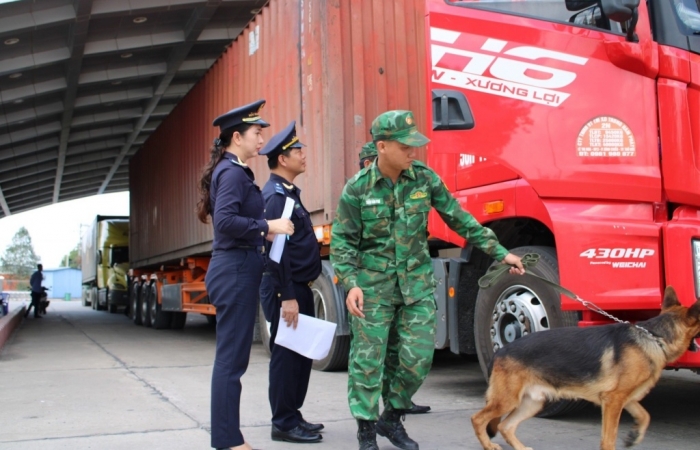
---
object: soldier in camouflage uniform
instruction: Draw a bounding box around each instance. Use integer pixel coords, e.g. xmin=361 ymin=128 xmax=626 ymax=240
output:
xmin=331 ymin=111 xmax=524 ymax=450
xmin=359 ymin=141 xmax=431 ymax=416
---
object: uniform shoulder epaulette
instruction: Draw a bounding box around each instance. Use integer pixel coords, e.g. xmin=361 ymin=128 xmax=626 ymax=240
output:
xmin=274 ymin=183 xmax=286 ymax=195
xmin=348 ymin=167 xmax=370 ymax=186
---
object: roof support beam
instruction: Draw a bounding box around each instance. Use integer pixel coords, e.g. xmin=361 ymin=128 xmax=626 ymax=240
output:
xmin=53 ymin=0 xmax=93 ymax=204
xmin=99 ymin=1 xmax=223 ymax=194
xmin=0 ymin=185 xmax=10 ymax=216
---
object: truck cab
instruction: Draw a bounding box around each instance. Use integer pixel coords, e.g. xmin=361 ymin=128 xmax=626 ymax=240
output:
xmin=425 ymin=0 xmax=700 ymax=382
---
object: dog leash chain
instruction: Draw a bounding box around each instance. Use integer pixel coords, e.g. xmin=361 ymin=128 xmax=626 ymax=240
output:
xmin=479 ymin=253 xmax=661 ymax=342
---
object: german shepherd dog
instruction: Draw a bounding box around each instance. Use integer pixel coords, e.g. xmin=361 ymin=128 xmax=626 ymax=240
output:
xmin=472 ymin=286 xmax=700 ymax=450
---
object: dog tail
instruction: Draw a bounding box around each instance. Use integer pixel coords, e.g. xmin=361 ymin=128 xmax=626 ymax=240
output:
xmin=487 ymin=417 xmax=500 ymax=438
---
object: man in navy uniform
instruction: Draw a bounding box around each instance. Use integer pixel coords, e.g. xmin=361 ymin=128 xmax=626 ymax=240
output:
xmin=26 ymin=264 xmax=44 ymax=319
xmin=259 ymin=121 xmax=324 ymax=444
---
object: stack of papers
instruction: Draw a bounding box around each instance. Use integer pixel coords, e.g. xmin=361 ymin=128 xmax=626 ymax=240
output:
xmin=275 ymin=311 xmax=338 ymax=360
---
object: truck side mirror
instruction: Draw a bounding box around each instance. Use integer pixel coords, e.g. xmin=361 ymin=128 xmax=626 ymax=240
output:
xmin=432 ymin=90 xmax=475 ymax=131
xmin=599 ymin=0 xmax=639 ymax=23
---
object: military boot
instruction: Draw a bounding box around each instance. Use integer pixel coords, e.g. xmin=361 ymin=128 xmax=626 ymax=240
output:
xmin=357 ymin=419 xmax=379 ymax=450
xmin=376 ymin=407 xmax=419 ymax=450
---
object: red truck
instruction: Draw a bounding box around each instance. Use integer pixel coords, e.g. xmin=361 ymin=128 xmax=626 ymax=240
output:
xmin=127 ymin=0 xmax=700 ymax=409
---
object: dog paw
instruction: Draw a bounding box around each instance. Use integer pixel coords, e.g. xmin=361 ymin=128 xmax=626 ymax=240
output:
xmin=624 ymin=430 xmax=640 ymax=447
xmin=487 ymin=445 xmax=502 ymax=450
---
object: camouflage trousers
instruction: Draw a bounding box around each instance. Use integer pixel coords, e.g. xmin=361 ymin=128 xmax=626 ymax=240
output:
xmin=348 ymin=286 xmax=436 ymax=420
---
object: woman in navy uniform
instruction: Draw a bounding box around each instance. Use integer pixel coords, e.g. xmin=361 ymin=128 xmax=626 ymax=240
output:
xmin=259 ymin=122 xmax=324 ymax=443
xmin=197 ymin=100 xmax=294 ymax=450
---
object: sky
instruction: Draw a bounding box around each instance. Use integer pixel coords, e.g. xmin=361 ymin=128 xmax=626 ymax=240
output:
xmin=0 ymin=192 xmax=130 ymax=269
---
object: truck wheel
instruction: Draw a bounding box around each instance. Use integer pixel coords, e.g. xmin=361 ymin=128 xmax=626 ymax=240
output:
xmin=141 ymin=284 xmax=153 ymax=328
xmin=108 ymin=303 xmax=118 ymax=314
xmin=148 ymin=284 xmax=172 ymax=329
xmin=205 ymin=314 xmax=217 ymax=326
xmin=258 ymin=304 xmax=272 ymax=356
xmin=132 ymin=282 xmax=142 ymax=325
xmin=474 ymin=246 xmax=585 ymax=417
xmin=82 ymin=290 xmax=91 ymax=307
xmin=310 ymin=265 xmax=349 ymax=372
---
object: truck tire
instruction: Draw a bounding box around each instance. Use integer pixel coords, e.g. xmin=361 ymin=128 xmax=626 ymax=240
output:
xmin=82 ymin=290 xmax=90 ymax=307
xmin=474 ymin=245 xmax=585 ymax=417
xmin=310 ymin=265 xmax=349 ymax=372
xmin=170 ymin=312 xmax=187 ymax=330
xmin=141 ymin=283 xmax=153 ymax=328
xmin=205 ymin=314 xmax=217 ymax=326
xmin=148 ymin=284 xmax=172 ymax=330
xmin=131 ymin=282 xmax=142 ymax=325
xmin=258 ymin=304 xmax=272 ymax=356
xmin=108 ymin=303 xmax=118 ymax=314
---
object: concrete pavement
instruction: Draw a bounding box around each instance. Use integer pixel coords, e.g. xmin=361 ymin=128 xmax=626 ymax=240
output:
xmin=1 ymin=301 xmax=699 ymax=449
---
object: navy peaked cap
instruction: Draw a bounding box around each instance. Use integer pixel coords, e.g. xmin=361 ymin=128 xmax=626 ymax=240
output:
xmin=259 ymin=120 xmax=305 ymax=158
xmin=212 ymin=99 xmax=270 ymax=131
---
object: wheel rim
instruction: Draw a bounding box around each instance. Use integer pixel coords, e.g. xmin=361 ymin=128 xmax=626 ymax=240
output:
xmin=132 ymin=286 xmax=139 ymax=318
xmin=489 ymin=284 xmax=550 ymax=352
xmin=150 ymin=287 xmax=156 ymax=319
xmin=312 ymin=283 xmax=328 ymax=322
xmin=142 ymin=288 xmax=149 ymax=320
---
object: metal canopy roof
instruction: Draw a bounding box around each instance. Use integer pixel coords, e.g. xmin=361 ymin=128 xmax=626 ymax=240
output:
xmin=0 ymin=0 xmax=263 ymax=218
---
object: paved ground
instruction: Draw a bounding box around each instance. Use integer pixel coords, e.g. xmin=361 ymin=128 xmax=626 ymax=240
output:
xmin=1 ymin=301 xmax=699 ymax=450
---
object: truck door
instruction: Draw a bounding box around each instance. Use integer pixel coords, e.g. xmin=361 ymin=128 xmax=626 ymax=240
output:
xmin=426 ymin=0 xmax=661 ymax=204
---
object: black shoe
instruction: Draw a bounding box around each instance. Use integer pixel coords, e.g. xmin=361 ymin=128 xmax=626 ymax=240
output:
xmin=376 ymin=407 xmax=419 ymax=450
xmin=405 ymin=402 xmax=431 ymax=414
xmin=357 ymin=420 xmax=379 ymax=450
xmin=299 ymin=418 xmax=325 ymax=432
xmin=271 ymin=424 xmax=322 ymax=443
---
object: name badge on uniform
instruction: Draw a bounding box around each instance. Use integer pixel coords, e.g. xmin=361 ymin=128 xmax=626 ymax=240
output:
xmin=365 ymin=198 xmax=381 ymax=205
xmin=409 ymin=191 xmax=428 ymax=200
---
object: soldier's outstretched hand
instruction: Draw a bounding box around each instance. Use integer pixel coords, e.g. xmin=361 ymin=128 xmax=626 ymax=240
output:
xmin=346 ymin=287 xmax=365 ymax=318
xmin=503 ymin=253 xmax=525 ymax=275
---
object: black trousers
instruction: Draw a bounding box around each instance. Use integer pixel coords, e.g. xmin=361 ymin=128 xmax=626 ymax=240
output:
xmin=268 ymin=281 xmax=315 ymax=431
xmin=26 ymin=292 xmax=41 ymax=317
xmin=206 ymin=249 xmax=264 ymax=448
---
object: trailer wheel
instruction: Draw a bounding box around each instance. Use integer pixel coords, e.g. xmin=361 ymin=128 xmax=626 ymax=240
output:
xmin=131 ymin=282 xmax=142 ymax=325
xmin=474 ymin=246 xmax=585 ymax=417
xmin=311 ymin=265 xmax=349 ymax=372
xmin=258 ymin=304 xmax=272 ymax=356
xmin=141 ymin=284 xmax=152 ymax=328
xmin=170 ymin=312 xmax=187 ymax=330
xmin=148 ymin=284 xmax=172 ymax=329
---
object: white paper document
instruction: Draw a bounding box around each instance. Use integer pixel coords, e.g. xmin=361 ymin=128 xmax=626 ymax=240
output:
xmin=269 ymin=197 xmax=296 ymax=263
xmin=274 ymin=311 xmax=338 ymax=360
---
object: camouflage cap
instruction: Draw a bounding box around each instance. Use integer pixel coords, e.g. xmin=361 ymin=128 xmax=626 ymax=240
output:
xmin=370 ymin=110 xmax=429 ymax=147
xmin=358 ymin=142 xmax=377 ymax=160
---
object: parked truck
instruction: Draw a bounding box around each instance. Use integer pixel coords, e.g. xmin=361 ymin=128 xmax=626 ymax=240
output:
xmin=127 ymin=0 xmax=700 ymax=393
xmin=81 ymin=215 xmax=130 ymax=313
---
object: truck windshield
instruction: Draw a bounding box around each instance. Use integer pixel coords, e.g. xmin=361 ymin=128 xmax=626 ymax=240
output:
xmin=447 ymin=0 xmax=622 ymax=33
xmin=673 ymin=0 xmax=700 ymax=33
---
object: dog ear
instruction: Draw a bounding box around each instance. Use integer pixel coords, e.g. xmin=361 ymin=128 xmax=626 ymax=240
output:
xmin=662 ymin=286 xmax=681 ymax=310
xmin=688 ymin=300 xmax=700 ymax=321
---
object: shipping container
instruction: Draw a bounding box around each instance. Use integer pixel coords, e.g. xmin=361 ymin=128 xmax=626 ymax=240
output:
xmin=130 ymin=0 xmax=428 ymax=268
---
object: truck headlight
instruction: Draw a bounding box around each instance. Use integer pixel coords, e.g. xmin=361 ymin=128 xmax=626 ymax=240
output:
xmin=694 ymin=239 xmax=700 ymax=298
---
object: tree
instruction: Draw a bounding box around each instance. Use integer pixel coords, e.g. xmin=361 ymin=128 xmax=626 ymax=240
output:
xmin=0 ymin=227 xmax=40 ymax=278
xmin=60 ymin=243 xmax=81 ymax=269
